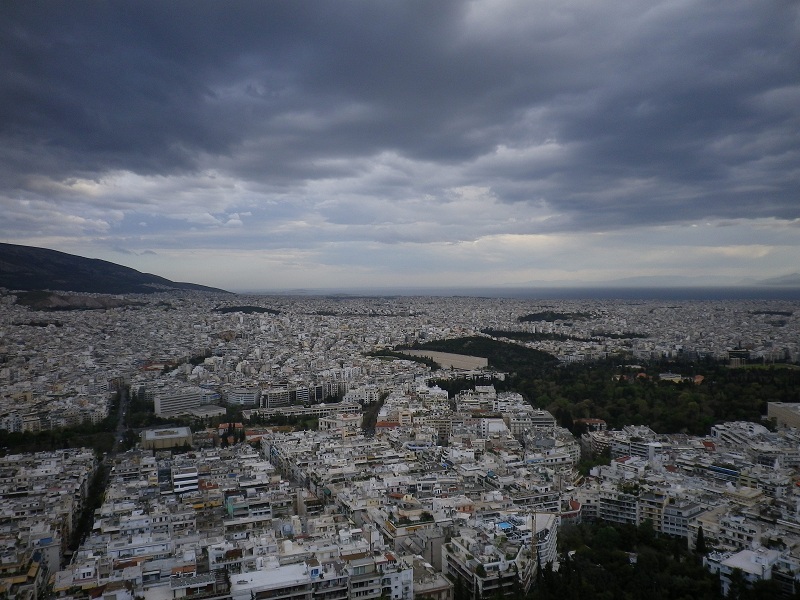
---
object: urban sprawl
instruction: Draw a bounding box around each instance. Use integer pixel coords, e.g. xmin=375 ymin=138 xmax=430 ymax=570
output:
xmin=1 ymin=291 xmax=800 ymax=599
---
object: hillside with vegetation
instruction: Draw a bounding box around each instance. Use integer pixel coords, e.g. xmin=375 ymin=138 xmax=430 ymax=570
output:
xmin=0 ymin=242 xmax=229 ymax=294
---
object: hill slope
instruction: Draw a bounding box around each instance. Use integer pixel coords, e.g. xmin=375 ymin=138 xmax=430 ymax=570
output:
xmin=0 ymin=243 xmax=229 ymax=294
xmin=757 ymin=273 xmax=800 ymax=286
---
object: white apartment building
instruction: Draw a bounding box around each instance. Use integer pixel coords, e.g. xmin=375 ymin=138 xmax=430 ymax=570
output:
xmin=171 ymin=466 xmax=199 ymax=494
xmin=154 ymin=386 xmax=204 ymax=416
xmin=705 ymin=548 xmax=783 ymax=597
xmin=228 ymin=386 xmax=261 ymax=406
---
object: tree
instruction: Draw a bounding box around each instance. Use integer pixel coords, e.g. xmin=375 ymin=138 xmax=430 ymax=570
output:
xmin=453 ymin=576 xmax=468 ymax=600
xmin=727 ymin=567 xmax=747 ymax=600
xmin=594 ymin=526 xmax=621 ymax=552
xmin=743 ymin=578 xmax=782 ymax=600
xmin=637 ymin=519 xmax=657 ymax=548
xmin=695 ymin=525 xmax=708 ymax=554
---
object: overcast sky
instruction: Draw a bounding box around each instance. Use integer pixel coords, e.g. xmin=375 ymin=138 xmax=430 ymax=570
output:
xmin=2 ymin=1 xmax=799 ymax=291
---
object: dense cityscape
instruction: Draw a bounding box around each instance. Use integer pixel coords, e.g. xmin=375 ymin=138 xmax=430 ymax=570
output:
xmin=4 ymin=1 xmax=799 ymax=599
xmin=1 ymin=289 xmax=800 ymax=599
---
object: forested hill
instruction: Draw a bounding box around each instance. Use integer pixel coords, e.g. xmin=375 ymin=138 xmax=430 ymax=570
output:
xmin=0 ymin=243 xmax=229 ymax=295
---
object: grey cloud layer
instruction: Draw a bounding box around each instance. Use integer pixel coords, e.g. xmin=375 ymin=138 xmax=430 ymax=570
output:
xmin=1 ymin=0 xmax=798 ymax=245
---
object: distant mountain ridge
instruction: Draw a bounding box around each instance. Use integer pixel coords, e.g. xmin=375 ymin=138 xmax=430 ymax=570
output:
xmin=509 ymin=273 xmax=800 ymax=288
xmin=757 ymin=273 xmax=800 ymax=286
xmin=0 ymin=243 xmax=229 ymax=294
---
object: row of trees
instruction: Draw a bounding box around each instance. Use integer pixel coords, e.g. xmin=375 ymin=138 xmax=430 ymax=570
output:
xmin=0 ymin=426 xmax=116 ymax=456
xmin=365 ymin=349 xmax=441 ymax=370
xmin=247 ymin=412 xmax=318 ymax=431
xmin=361 ymin=392 xmax=389 ymax=435
xmin=0 ymin=390 xmax=121 ymax=456
xmin=400 ymin=336 xmax=559 ymax=376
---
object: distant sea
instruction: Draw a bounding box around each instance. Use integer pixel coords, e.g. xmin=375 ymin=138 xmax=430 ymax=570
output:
xmin=249 ymin=286 xmax=800 ymax=301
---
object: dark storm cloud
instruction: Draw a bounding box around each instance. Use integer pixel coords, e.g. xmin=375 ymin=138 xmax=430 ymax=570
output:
xmin=1 ymin=0 xmax=798 ymax=235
